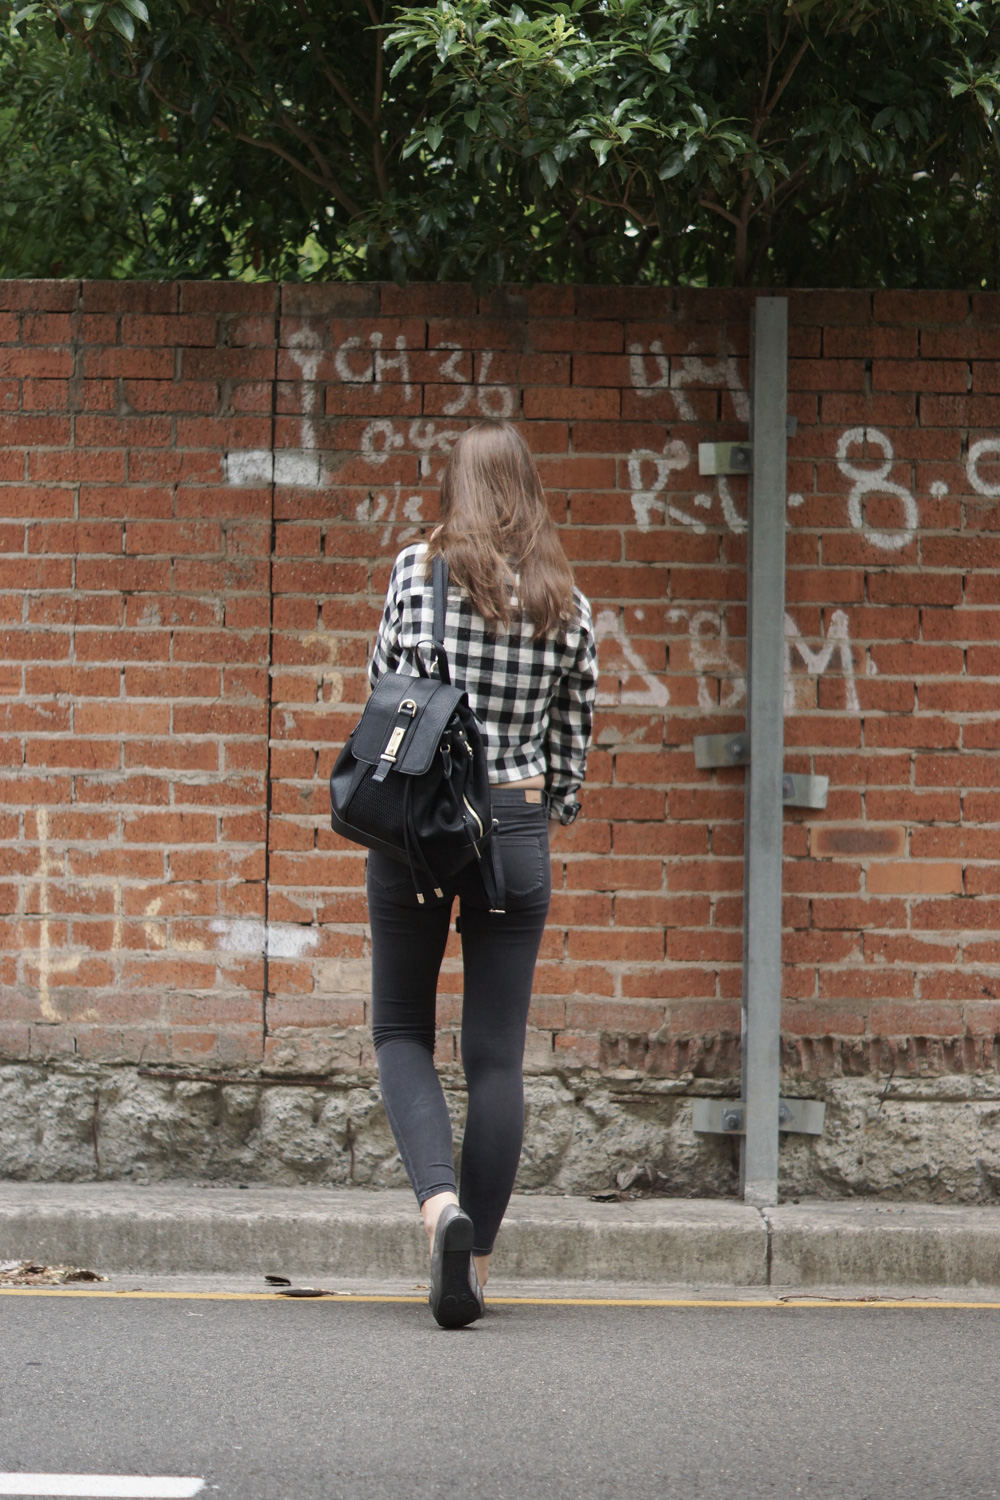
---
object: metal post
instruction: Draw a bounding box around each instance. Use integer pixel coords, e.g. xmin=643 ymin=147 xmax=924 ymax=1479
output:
xmin=740 ymin=298 xmax=788 ymax=1209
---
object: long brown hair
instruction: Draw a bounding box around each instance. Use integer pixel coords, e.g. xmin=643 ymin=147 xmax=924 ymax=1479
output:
xmin=427 ymin=421 xmax=575 ymax=637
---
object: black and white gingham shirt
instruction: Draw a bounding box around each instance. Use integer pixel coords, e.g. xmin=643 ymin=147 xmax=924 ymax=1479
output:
xmin=369 ymin=544 xmax=597 ymax=820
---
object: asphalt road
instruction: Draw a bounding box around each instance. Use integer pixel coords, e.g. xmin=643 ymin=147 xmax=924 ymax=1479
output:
xmin=1 ymin=1291 xmax=997 ymax=1500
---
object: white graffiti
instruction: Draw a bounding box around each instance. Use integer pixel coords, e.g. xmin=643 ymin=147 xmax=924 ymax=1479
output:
xmin=673 ymin=356 xmax=750 ymax=424
xmin=628 ymin=339 xmax=670 ymax=396
xmin=667 ymin=606 xmax=863 ymax=715
xmin=209 ymin=920 xmax=319 ymax=959
xmin=225 ymin=329 xmax=515 ymax=487
xmin=355 ymin=480 xmax=425 ymax=547
xmin=784 ymin=609 xmax=860 ymax=714
xmin=626 ymin=342 xmax=750 ymax=533
xmin=628 ymin=441 xmax=694 ymax=529
xmin=225 ymin=328 xmax=325 ymax=489
xmin=435 ymin=344 xmax=515 ymax=419
xmin=627 ymin=443 xmax=746 ymax=536
xmin=627 ymin=342 xmax=749 ymax=423
xmin=335 ymin=331 xmax=414 ymax=399
xmin=629 ymin=343 xmax=746 ymax=426
xmin=594 ymin=609 xmax=670 ymax=708
xmin=667 ymin=608 xmax=745 ymax=711
xmin=836 ymin=427 xmax=919 ymax=552
xmin=360 ymin=417 xmax=402 ymax=466
xmin=409 ymin=418 xmax=466 ymax=478
xmin=25 ymin=809 xmax=82 ymax=1021
xmin=359 ymin=416 xmax=464 ymax=482
xmin=967 ymin=437 xmax=1000 ymax=498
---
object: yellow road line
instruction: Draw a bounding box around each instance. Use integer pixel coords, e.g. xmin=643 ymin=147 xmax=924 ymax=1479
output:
xmin=1 ymin=1288 xmax=999 ymax=1308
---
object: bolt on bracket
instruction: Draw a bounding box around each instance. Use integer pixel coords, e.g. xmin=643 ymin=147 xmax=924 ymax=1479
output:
xmin=692 ymin=736 xmax=829 ymax=810
xmin=693 ymin=733 xmax=750 ymax=770
xmin=698 ymin=442 xmax=753 ymax=476
xmin=697 ymin=420 xmax=797 ymax=477
xmin=782 ymin=773 xmax=829 ymax=810
xmin=692 ymin=1098 xmax=826 ymax=1136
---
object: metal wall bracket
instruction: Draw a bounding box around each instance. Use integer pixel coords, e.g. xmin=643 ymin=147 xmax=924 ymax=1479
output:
xmin=693 ymin=739 xmax=828 ymax=810
xmin=698 ymin=442 xmax=752 ymax=476
xmin=692 ymin=1098 xmax=826 ymax=1136
xmin=782 ymin=773 xmax=829 ymax=810
xmin=698 ymin=420 xmax=797 ymax=478
xmin=693 ymin=733 xmax=750 ymax=770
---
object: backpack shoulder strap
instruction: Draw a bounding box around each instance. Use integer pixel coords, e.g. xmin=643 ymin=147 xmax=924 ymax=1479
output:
xmin=431 ymin=553 xmax=452 ymax=685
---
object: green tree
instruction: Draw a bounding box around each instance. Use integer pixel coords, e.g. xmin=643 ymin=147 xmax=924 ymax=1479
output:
xmin=2 ymin=0 xmax=434 ymax=280
xmin=4 ymin=0 xmax=1000 ymax=287
xmin=383 ymin=0 xmax=1000 ymax=286
xmin=0 ymin=8 xmax=363 ymax=279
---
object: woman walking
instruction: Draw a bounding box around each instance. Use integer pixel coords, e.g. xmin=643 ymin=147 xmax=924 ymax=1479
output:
xmin=366 ymin=420 xmax=597 ymax=1328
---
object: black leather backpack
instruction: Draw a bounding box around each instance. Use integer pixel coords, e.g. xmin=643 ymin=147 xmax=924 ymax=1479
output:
xmin=329 ymin=556 xmax=504 ymax=910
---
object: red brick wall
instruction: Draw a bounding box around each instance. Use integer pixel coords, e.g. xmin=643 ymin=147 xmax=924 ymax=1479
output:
xmin=1 ymin=279 xmax=998 ymax=1086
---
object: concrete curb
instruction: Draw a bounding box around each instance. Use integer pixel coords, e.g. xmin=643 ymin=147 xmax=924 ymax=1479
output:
xmin=765 ymin=1203 xmax=1000 ymax=1288
xmin=1 ymin=1185 xmax=999 ymax=1288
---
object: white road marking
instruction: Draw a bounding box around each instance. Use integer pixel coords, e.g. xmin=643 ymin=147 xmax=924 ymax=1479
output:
xmin=0 ymin=1478 xmax=203 ymax=1498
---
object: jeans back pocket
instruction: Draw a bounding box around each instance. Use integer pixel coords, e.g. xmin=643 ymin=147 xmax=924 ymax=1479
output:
xmin=501 ymin=832 xmax=549 ymax=901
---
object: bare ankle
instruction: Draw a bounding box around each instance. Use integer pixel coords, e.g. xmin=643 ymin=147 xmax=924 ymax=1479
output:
xmin=421 ymin=1190 xmax=459 ymax=1245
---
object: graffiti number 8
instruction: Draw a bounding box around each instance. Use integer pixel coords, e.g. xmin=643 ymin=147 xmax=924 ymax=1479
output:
xmin=836 ymin=426 xmax=918 ymax=553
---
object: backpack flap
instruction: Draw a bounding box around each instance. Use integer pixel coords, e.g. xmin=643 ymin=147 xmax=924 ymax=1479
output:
xmin=352 ymin=673 xmax=464 ymax=779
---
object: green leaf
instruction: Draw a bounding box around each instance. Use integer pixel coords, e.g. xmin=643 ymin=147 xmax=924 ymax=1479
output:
xmin=107 ymin=7 xmax=135 ymax=42
xmin=539 ymin=150 xmax=558 ymax=186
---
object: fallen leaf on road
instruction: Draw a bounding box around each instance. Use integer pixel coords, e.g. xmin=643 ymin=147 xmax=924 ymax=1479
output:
xmin=0 ymin=1260 xmax=108 ymax=1286
xmin=275 ymin=1287 xmax=345 ymax=1298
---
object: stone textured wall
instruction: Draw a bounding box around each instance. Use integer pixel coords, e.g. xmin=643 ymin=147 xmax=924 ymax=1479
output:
xmin=2 ymin=278 xmax=999 ymax=1194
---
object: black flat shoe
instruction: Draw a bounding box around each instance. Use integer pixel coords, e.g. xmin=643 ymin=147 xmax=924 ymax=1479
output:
xmin=428 ymin=1203 xmax=484 ymax=1329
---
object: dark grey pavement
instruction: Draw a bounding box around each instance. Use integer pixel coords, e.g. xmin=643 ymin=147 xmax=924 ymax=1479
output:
xmin=2 ymin=1291 xmax=998 ymax=1500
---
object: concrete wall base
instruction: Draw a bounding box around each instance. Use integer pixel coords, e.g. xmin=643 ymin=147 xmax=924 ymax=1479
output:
xmin=3 ymin=1062 xmax=1000 ymax=1200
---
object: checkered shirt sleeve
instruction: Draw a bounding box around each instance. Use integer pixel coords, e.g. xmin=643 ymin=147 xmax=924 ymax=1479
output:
xmin=369 ymin=544 xmax=597 ymax=820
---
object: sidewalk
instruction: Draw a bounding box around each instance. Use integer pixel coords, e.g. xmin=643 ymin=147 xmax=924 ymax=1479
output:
xmin=3 ymin=1183 xmax=1000 ymax=1290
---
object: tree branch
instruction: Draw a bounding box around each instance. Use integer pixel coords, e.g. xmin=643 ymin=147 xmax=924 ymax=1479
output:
xmin=759 ymin=34 xmax=810 ymax=131
xmin=698 ymin=196 xmax=742 ymax=229
xmin=292 ymin=0 xmax=375 ymax=133
xmin=367 ymin=0 xmax=390 ymax=197
xmin=223 ymin=123 xmax=362 ymax=216
xmin=130 ymin=67 xmax=362 ymax=217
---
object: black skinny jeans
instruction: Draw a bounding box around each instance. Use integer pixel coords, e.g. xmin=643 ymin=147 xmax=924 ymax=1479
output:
xmin=367 ymin=787 xmax=551 ymax=1256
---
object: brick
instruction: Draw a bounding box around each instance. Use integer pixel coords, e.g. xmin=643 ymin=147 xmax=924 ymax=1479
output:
xmin=868 ymin=1002 xmax=966 ymax=1036
xmin=873 ymin=360 xmax=969 ymax=392
xmin=921 ymin=327 xmax=1000 ymax=359
xmin=873 ymin=291 xmax=969 ymax=324
xmin=920 ymin=394 xmax=1000 ymax=426
xmin=788 ymin=359 xmax=864 ymax=391
xmin=483 ymin=286 xmax=576 ymax=319
xmin=815 ymin=822 xmax=905 ymax=858
xmin=866 ymin=862 xmax=963 ymax=895
xmin=824 ymin=326 xmax=917 ymax=358
xmin=522 ymin=387 xmax=620 ymax=420
xmin=180 ymin=283 xmax=278 ymax=315
xmin=121 ymin=314 xmax=216 ymax=346
xmin=82 ymin=349 xmax=175 ymax=379
xmin=281 ymin=284 xmax=381 ymax=318
xmin=0 ymin=349 xmax=73 ymax=379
